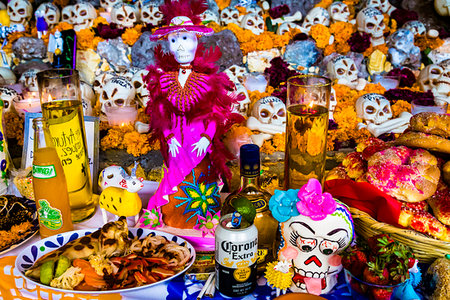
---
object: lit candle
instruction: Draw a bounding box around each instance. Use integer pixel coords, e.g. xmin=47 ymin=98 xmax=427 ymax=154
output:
xmin=13 ymin=91 xmax=41 ymax=117
xmin=104 ymin=105 xmax=138 ymax=127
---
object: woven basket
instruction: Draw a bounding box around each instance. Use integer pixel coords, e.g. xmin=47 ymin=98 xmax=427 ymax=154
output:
xmin=350 ymin=207 xmax=450 ymax=264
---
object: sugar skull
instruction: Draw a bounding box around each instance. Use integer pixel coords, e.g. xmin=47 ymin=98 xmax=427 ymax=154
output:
xmin=366 ymin=0 xmax=396 ymax=15
xmin=100 ymin=0 xmax=123 ymax=11
xmin=387 ymin=29 xmax=421 ymax=68
xmin=251 ymin=96 xmax=286 ymax=127
xmin=231 ymin=82 xmax=251 ymax=116
xmin=99 ymin=75 xmax=136 ymax=115
xmin=61 ymin=5 xmax=74 ymax=24
xmin=72 ymin=2 xmax=97 ymax=32
xmin=355 ymin=93 xmax=392 ymax=125
xmin=111 ymin=3 xmax=138 ymax=28
xmin=0 ymin=86 xmax=22 ymax=113
xmin=328 ymin=1 xmax=350 ymax=23
xmin=224 ymin=64 xmax=248 ymax=85
xmin=19 ymin=69 xmax=39 ymax=92
xmin=240 ymin=13 xmax=264 ymax=35
xmin=131 ymin=69 xmax=150 ymax=108
xmin=168 ymin=25 xmax=198 ymax=64
xmin=302 ymin=7 xmax=330 ymax=33
xmin=7 ymin=0 xmax=33 ymax=27
xmin=402 ymin=20 xmax=426 ymax=36
xmin=140 ymin=3 xmax=163 ymax=26
xmin=36 ymin=2 xmax=60 ymax=29
xmin=277 ymin=22 xmax=301 ymax=35
xmin=220 ymin=6 xmax=240 ymax=26
xmin=327 ymin=55 xmax=359 ymax=89
xmin=356 ymin=7 xmax=385 ymax=46
xmin=269 ymin=179 xmax=354 ymax=295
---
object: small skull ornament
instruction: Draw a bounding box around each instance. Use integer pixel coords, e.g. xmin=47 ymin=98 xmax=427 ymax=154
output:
xmin=100 ymin=0 xmax=123 ymax=11
xmin=356 ymin=7 xmax=385 ymax=47
xmin=251 ymin=96 xmax=286 ymax=126
xmin=131 ymin=69 xmax=150 ymax=108
xmin=302 ymin=7 xmax=330 ymax=33
xmin=93 ymin=71 xmax=116 ymax=96
xmin=328 ymin=1 xmax=351 ymax=23
xmin=111 ymin=3 xmax=138 ymax=28
xmin=19 ymin=69 xmax=39 ymax=92
xmin=61 ymin=5 xmax=74 ymax=24
xmin=277 ymin=22 xmax=301 ymax=35
xmin=0 ymin=86 xmax=23 ymax=113
xmin=140 ymin=3 xmax=163 ymax=26
xmin=201 ymin=8 xmax=220 ymax=24
xmin=99 ymin=76 xmax=136 ymax=115
xmin=327 ymin=55 xmax=358 ymax=88
xmin=366 ymin=0 xmax=396 ymax=15
xmin=7 ymin=0 xmax=33 ymax=27
xmin=240 ymin=13 xmax=264 ymax=35
xmin=36 ymin=2 xmax=60 ymax=29
xmin=224 ymin=64 xmax=248 ymax=85
xmin=72 ymin=2 xmax=97 ymax=32
xmin=418 ymin=63 xmax=444 ymax=92
xmin=433 ymin=59 xmax=450 ymax=101
xmin=387 ymin=29 xmax=421 ymax=68
xmin=220 ymin=6 xmax=240 ymax=26
xmin=246 ymin=5 xmax=263 ymax=18
xmin=231 ymin=82 xmax=251 ymax=116
xmin=403 ymin=20 xmax=426 ymax=36
xmin=356 ymin=93 xmax=392 ymax=125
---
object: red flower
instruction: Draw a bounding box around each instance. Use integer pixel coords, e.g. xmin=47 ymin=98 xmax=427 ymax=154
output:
xmin=269 ymin=4 xmax=290 ymax=19
xmin=391 ymin=9 xmax=419 ymax=27
xmin=348 ymin=32 xmax=371 ymax=53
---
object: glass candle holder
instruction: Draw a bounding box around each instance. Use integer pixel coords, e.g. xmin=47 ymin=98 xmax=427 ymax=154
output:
xmin=104 ymin=104 xmax=138 ymax=127
xmin=13 ymin=91 xmax=41 ymax=117
xmin=411 ymin=99 xmax=448 ymax=115
xmin=37 ymin=68 xmax=95 ymax=223
xmin=284 ymin=75 xmax=332 ymax=190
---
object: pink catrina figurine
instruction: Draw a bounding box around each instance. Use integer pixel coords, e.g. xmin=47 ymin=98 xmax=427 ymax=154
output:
xmin=138 ymin=0 xmax=243 ymax=248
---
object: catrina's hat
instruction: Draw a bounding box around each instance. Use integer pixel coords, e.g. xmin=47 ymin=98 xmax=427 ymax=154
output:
xmin=151 ymin=15 xmax=214 ymax=40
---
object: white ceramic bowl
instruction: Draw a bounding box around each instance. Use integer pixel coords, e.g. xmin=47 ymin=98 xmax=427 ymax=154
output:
xmin=15 ymin=228 xmax=196 ymax=294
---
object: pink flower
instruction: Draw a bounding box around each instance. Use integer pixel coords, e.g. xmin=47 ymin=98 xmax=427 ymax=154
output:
xmin=296 ymin=178 xmax=336 ymax=221
xmin=194 ymin=211 xmax=220 ymax=237
xmin=139 ymin=208 xmax=164 ymax=229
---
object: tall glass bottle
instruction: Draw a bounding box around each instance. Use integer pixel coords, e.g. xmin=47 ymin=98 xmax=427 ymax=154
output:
xmin=32 ymin=118 xmax=74 ymax=238
xmin=222 ymin=144 xmax=279 ymax=273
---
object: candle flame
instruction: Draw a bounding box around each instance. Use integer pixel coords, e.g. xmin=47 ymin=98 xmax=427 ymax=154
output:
xmin=47 ymin=94 xmax=53 ymax=102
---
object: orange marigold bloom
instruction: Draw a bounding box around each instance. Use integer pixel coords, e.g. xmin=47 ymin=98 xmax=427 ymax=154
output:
xmin=310 ymin=24 xmax=331 ymax=49
xmin=391 ymin=100 xmax=411 ymax=117
xmin=215 ymin=0 xmax=231 ymax=10
xmin=93 ymin=16 xmax=109 ymax=27
xmin=414 ymin=35 xmax=444 ymax=51
xmin=77 ymin=28 xmax=96 ymax=50
xmin=315 ymin=0 xmax=333 ymax=8
xmin=122 ymin=26 xmax=142 ymax=46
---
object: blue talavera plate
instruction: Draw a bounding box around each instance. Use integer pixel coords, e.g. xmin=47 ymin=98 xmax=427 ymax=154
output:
xmin=0 ymin=197 xmax=39 ymax=255
xmin=15 ymin=228 xmax=196 ymax=294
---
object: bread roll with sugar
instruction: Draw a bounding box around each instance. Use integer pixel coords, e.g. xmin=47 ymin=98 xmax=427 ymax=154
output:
xmin=410 ymin=112 xmax=450 ymax=138
xmin=366 ymin=146 xmax=440 ymax=202
xmin=395 ymin=131 xmax=450 ymax=154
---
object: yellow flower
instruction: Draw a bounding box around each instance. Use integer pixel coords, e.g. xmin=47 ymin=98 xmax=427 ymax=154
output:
xmin=391 ymin=100 xmax=411 ymax=117
xmin=93 ymin=16 xmax=109 ymax=27
xmin=310 ymin=24 xmax=331 ymax=49
xmin=122 ymin=25 xmax=143 ymax=46
xmin=77 ymin=28 xmax=97 ymax=50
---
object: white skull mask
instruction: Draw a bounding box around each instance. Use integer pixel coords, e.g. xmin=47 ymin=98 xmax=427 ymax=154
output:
xmin=7 ymin=0 xmax=33 ymax=26
xmin=402 ymin=20 xmax=426 ymax=36
xmin=111 ymin=3 xmax=138 ymax=28
xmin=72 ymin=2 xmax=97 ymax=32
xmin=93 ymin=71 xmax=116 ymax=96
xmin=36 ymin=3 xmax=60 ymax=28
xmin=276 ymin=22 xmax=301 ymax=35
xmin=19 ymin=69 xmax=39 ymax=92
xmin=277 ymin=197 xmax=353 ymax=294
xmin=356 ymin=7 xmax=385 ymax=46
xmin=240 ymin=13 xmax=264 ymax=35
xmin=168 ymin=29 xmax=198 ymax=64
xmin=418 ymin=64 xmax=443 ymax=92
xmin=328 ymin=2 xmax=350 ymax=23
xmin=140 ymin=4 xmax=163 ymax=26
xmin=224 ymin=64 xmax=248 ymax=85
xmin=366 ymin=0 xmax=395 ymax=15
xmin=61 ymin=5 xmax=74 ymax=24
xmin=232 ymin=83 xmax=251 ymax=116
xmin=0 ymin=87 xmax=22 ymax=113
xmin=356 ymin=93 xmax=392 ymax=125
xmin=302 ymin=7 xmax=330 ymax=33
xmin=100 ymin=0 xmax=122 ymax=11
xmin=220 ymin=6 xmax=240 ymax=26
xmin=98 ymin=165 xmax=128 ymax=190
xmin=327 ymin=56 xmax=358 ymax=88
xmin=100 ymin=76 xmax=136 ymax=114
xmin=80 ymin=81 xmax=95 ymax=116
xmin=251 ymin=96 xmax=286 ymax=126
xmin=132 ymin=69 xmax=150 ymax=108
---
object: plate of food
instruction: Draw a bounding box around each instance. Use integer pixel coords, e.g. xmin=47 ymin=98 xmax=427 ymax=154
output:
xmin=0 ymin=195 xmax=39 ymax=255
xmin=16 ymin=217 xmax=195 ymax=294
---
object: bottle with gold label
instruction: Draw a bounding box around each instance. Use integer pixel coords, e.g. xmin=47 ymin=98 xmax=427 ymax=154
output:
xmin=222 ymin=144 xmax=278 ymax=274
xmin=32 ymin=118 xmax=74 ymax=238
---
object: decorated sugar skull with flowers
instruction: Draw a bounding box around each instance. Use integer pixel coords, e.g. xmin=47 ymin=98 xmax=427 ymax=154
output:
xmin=269 ymin=178 xmax=354 ymax=295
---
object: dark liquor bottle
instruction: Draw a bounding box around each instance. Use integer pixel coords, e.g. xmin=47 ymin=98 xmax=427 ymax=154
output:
xmin=222 ymin=144 xmax=278 ymax=273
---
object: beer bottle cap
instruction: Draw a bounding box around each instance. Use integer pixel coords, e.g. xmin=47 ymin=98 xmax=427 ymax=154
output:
xmin=240 ymin=144 xmax=260 ymax=177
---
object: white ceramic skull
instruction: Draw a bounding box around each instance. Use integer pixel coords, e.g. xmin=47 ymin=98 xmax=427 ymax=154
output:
xmin=98 ymin=165 xmax=128 ymax=191
xmin=435 ymin=0 xmax=450 ymax=16
xmin=302 ymin=7 xmax=330 ymax=33
xmin=119 ymin=67 xmax=140 ymax=81
xmin=387 ymin=29 xmax=421 ymax=68
xmin=19 ymin=69 xmax=39 ymax=92
xmin=168 ymin=29 xmax=198 ymax=64
xmin=327 ymin=55 xmax=358 ymax=88
xmin=132 ymin=69 xmax=150 ymax=108
xmin=240 ymin=13 xmax=264 ymax=35
xmin=72 ymin=2 xmax=97 ymax=32
xmin=273 ymin=188 xmax=354 ymax=294
xmin=0 ymin=86 xmax=22 ymax=113
xmin=80 ymin=81 xmax=95 ymax=116
xmin=366 ymin=0 xmax=396 ymax=15
xmin=418 ymin=64 xmax=443 ymax=92
xmin=7 ymin=0 xmax=33 ymax=27
xmin=224 ymin=64 xmax=248 ymax=85
xmin=231 ymin=82 xmax=251 ymax=116
xmin=220 ymin=6 xmax=240 ymax=26
xmin=251 ymin=96 xmax=286 ymax=126
xmin=36 ymin=2 xmax=60 ymax=29
xmin=402 ymin=20 xmax=426 ymax=36
xmin=328 ymin=2 xmax=350 ymax=23
xmin=93 ymin=71 xmax=116 ymax=96
xmin=61 ymin=5 xmax=74 ymax=24
xmin=247 ymin=5 xmax=263 ymax=18
xmin=201 ymin=9 xmax=220 ymax=24
xmin=355 ymin=93 xmax=392 ymax=125
xmin=276 ymin=22 xmax=301 ymax=35
xmin=111 ymin=3 xmax=138 ymax=28
xmin=100 ymin=0 xmax=122 ymax=11
xmin=140 ymin=4 xmax=163 ymax=26
xmin=433 ymin=59 xmax=450 ymax=100
xmin=99 ymin=76 xmax=136 ymax=114
xmin=356 ymin=7 xmax=385 ymax=46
